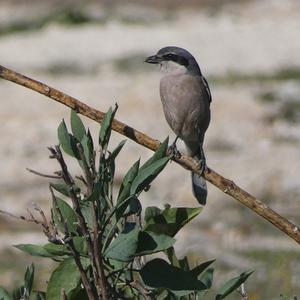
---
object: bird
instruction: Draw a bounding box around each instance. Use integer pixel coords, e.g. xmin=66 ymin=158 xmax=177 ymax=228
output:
xmin=145 ymin=46 xmax=211 ymax=205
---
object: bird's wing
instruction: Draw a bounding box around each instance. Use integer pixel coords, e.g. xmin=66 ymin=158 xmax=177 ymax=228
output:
xmin=201 ymin=75 xmax=212 ymax=104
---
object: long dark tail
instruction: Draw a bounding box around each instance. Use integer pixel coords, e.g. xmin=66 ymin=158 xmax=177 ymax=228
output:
xmin=186 ymin=142 xmax=207 ymax=205
xmin=191 ymin=171 xmax=207 ymax=205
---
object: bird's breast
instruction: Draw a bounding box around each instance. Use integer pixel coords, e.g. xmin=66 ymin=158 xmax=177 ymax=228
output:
xmin=159 ymin=74 xmax=210 ymax=141
xmin=160 ymin=76 xmax=185 ymax=136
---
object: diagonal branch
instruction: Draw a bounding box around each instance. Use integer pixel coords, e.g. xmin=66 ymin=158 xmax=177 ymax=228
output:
xmin=1 ymin=64 xmax=300 ymax=244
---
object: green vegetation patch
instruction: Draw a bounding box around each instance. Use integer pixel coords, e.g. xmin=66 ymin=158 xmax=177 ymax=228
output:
xmin=0 ymin=8 xmax=100 ymax=37
xmin=210 ymin=67 xmax=300 ymax=85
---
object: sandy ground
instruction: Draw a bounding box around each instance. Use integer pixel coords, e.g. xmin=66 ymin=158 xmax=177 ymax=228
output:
xmin=0 ymin=0 xmax=300 ymax=297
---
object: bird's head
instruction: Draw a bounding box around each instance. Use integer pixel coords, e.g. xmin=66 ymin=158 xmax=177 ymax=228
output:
xmin=145 ymin=46 xmax=201 ymax=75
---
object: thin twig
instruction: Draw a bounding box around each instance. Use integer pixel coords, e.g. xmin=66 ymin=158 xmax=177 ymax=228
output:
xmin=0 ymin=209 xmax=28 ymax=221
xmin=31 ymin=203 xmax=58 ymax=239
xmin=26 ymin=168 xmax=62 ymax=179
xmin=238 ymin=283 xmax=249 ymax=300
xmin=1 ymin=64 xmax=300 ymax=245
xmin=0 ymin=206 xmax=59 ymax=243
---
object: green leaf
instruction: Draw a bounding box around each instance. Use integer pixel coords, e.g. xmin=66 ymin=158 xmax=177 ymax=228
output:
xmin=140 ymin=258 xmax=207 ymax=291
xmin=50 ymin=183 xmax=80 ymax=197
xmin=81 ymin=203 xmax=94 ymax=229
xmin=117 ymin=159 xmax=140 ymax=200
xmin=139 ymin=137 xmax=169 ymax=171
xmin=171 ymin=290 xmax=196 ymax=298
xmin=81 ymin=130 xmax=94 ymax=166
xmin=215 ymin=269 xmax=255 ymax=300
xmin=151 ymin=289 xmax=170 ymax=300
xmin=104 ymin=227 xmax=139 ymax=261
xmin=165 ymin=247 xmax=180 ymax=268
xmin=14 ymin=244 xmax=53 ymax=257
xmin=200 ymin=268 xmax=214 ymax=289
xmin=101 ymin=195 xmax=137 ymax=252
xmin=46 ymin=257 xmax=90 ymax=300
xmin=43 ymin=243 xmax=69 ymax=256
xmin=124 ymin=197 xmax=142 ymax=217
xmin=81 ymin=182 xmax=103 ymax=227
xmin=24 ymin=264 xmax=34 ymax=296
xmin=104 ymin=228 xmax=175 ymax=261
xmin=108 ymin=140 xmax=126 ymax=162
xmin=52 ymin=197 xmax=78 ymax=234
xmin=43 ymin=238 xmax=87 ymax=257
xmin=135 ymin=231 xmax=175 ymax=256
xmin=191 ymin=259 xmax=216 ymax=277
xmin=85 ymin=181 xmax=101 ymax=202
xmin=130 ymin=156 xmax=170 ymax=195
xmin=144 ymin=207 xmax=202 ymax=237
xmin=0 ymin=287 xmax=11 ymax=300
xmin=57 ymin=120 xmax=80 ymax=158
xmin=70 ymin=110 xmax=86 ymax=141
xmin=144 ymin=206 xmax=161 ymax=223
xmin=99 ymin=105 xmax=117 ymax=148
xmin=72 ymin=237 xmax=88 ymax=255
xmin=116 ymin=159 xmax=140 ymax=220
xmin=14 ymin=242 xmax=84 ymax=258
xmin=50 ymin=183 xmax=70 ymax=197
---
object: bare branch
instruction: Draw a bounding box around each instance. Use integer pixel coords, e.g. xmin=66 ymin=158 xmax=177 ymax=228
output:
xmin=0 ymin=204 xmax=59 ymax=243
xmin=26 ymin=168 xmax=62 ymax=179
xmin=1 ymin=64 xmax=300 ymax=245
xmin=238 ymin=283 xmax=249 ymax=300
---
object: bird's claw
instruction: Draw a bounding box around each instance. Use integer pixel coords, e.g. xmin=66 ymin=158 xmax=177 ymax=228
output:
xmin=167 ymin=143 xmax=181 ymax=159
xmin=195 ymin=158 xmax=206 ymax=175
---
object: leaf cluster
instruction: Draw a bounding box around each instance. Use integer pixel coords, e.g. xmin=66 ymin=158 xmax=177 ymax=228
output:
xmin=0 ymin=108 xmax=254 ymax=300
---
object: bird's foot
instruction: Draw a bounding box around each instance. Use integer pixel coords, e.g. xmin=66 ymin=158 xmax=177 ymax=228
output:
xmin=194 ymin=157 xmax=206 ymax=175
xmin=167 ymin=143 xmax=181 ymax=159
xmin=196 ymin=146 xmax=207 ymax=175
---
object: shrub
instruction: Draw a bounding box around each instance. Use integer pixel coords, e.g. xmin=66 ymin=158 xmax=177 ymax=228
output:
xmin=0 ymin=107 xmax=254 ymax=300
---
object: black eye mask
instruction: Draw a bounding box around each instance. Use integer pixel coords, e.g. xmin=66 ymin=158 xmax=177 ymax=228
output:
xmin=162 ymin=53 xmax=189 ymax=67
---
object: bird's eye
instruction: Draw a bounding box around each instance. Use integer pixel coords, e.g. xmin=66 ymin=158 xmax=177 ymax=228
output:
xmin=164 ymin=53 xmax=175 ymax=60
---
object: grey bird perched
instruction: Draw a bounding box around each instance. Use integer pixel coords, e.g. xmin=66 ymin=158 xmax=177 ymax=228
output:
xmin=145 ymin=46 xmax=211 ymax=205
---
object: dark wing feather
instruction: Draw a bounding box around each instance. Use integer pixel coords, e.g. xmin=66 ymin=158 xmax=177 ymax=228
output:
xmin=201 ymin=75 xmax=212 ymax=104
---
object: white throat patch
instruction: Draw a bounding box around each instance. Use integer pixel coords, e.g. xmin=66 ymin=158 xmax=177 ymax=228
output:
xmin=159 ymin=60 xmax=187 ymax=75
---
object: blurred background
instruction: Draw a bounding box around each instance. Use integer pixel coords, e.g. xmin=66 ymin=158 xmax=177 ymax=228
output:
xmin=0 ymin=0 xmax=300 ymax=298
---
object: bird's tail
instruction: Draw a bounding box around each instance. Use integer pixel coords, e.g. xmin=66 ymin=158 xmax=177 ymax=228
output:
xmin=186 ymin=143 xmax=207 ymax=205
xmin=191 ymin=171 xmax=207 ymax=205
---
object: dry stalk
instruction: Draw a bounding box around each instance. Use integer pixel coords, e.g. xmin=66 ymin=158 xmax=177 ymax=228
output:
xmin=48 ymin=146 xmax=108 ymax=299
xmin=50 ymin=187 xmax=97 ymax=300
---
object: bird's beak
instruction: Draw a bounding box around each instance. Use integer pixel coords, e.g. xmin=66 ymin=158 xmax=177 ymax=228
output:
xmin=145 ymin=55 xmax=161 ymax=64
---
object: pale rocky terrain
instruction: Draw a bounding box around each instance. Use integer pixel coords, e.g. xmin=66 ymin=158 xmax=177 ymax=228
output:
xmin=0 ymin=0 xmax=300 ymax=298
